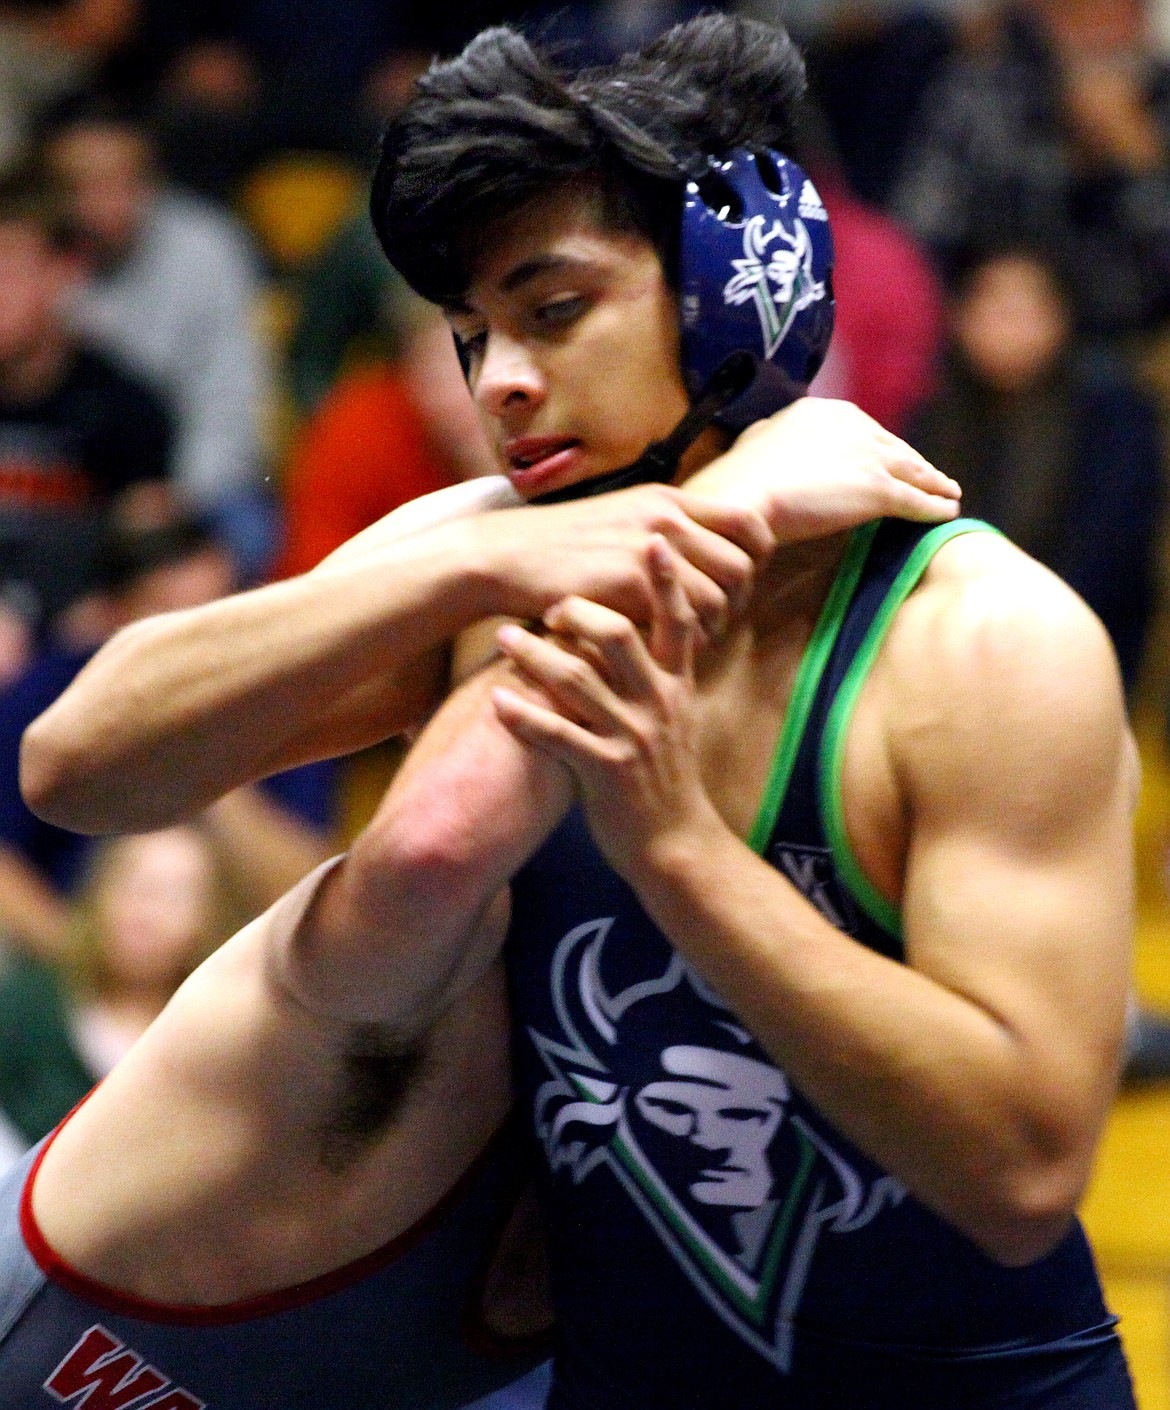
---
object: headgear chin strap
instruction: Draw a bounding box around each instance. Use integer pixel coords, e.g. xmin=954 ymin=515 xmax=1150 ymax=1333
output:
xmin=528 ymin=351 xmax=758 ymax=506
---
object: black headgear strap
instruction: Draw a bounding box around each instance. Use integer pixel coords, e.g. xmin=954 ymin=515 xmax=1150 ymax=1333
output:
xmin=527 ymin=351 xmax=758 ymax=506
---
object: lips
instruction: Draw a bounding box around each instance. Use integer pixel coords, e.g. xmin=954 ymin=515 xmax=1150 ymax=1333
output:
xmin=505 ymin=436 xmax=581 ymax=470
xmin=502 ymin=436 xmax=585 ymax=496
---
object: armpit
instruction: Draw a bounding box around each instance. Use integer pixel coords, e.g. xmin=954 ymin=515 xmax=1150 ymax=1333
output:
xmin=318 ymin=1023 xmax=428 ymax=1172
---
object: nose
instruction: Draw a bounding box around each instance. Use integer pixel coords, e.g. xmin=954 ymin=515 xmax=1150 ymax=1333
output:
xmin=689 ymin=1111 xmax=729 ymax=1153
xmin=473 ymin=330 xmax=545 ymax=422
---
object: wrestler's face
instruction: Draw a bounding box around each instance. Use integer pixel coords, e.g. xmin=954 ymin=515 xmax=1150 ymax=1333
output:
xmin=448 ymin=187 xmax=723 ymax=499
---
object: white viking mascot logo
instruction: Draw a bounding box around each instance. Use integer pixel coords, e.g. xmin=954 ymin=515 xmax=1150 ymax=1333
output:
xmin=527 ymin=917 xmax=905 ymax=1372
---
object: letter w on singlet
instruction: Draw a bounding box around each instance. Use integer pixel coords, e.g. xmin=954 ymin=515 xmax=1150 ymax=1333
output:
xmin=43 ymin=1325 xmax=204 ymax=1409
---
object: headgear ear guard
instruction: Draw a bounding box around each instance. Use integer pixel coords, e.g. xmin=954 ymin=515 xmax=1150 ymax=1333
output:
xmin=679 ymin=148 xmax=835 ymax=434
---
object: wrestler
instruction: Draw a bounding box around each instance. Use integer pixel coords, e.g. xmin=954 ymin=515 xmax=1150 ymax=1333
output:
xmin=3 ymin=128 xmax=957 ymax=1410
xmin=291 ymin=15 xmax=1134 ymax=1407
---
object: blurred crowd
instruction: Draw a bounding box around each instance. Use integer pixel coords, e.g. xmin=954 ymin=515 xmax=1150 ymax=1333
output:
xmin=3 ymin=0 xmax=1170 ymax=1159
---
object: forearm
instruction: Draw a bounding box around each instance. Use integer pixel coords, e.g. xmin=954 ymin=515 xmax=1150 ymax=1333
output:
xmin=288 ymin=665 xmax=575 ymax=1032
xmin=21 ymin=470 xmax=766 ymax=835
xmin=20 ymin=485 xmax=519 ymax=834
xmin=630 ymin=820 xmax=1107 ymax=1265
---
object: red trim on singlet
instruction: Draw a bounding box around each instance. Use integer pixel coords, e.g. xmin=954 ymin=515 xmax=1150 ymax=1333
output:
xmin=19 ymin=1098 xmax=517 ymax=1328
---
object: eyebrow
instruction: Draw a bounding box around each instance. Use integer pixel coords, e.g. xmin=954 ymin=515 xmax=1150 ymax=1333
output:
xmin=445 ymin=252 xmax=597 ymax=318
xmin=500 ymin=252 xmax=593 ymax=294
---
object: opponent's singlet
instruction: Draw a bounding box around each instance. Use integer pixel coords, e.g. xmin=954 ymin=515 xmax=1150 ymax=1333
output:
xmin=506 ymin=518 xmax=1135 ymax=1409
xmin=0 ymin=1119 xmax=550 ymax=1409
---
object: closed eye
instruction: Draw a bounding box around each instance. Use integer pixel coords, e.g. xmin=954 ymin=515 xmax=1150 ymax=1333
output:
xmin=535 ymin=296 xmax=588 ymax=329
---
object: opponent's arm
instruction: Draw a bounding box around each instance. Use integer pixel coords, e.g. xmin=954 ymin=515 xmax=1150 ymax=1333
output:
xmin=492 ymin=541 xmax=1134 ymax=1267
xmin=279 ymin=660 xmax=575 ymax=1037
xmin=683 ymin=396 xmax=961 ymax=539
xmin=21 ymin=397 xmax=956 ymax=837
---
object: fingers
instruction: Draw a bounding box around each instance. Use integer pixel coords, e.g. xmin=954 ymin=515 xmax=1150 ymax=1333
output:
xmin=673 ymin=494 xmax=777 ymax=561
xmin=653 ymin=503 xmax=762 ymax=621
xmin=874 ymin=433 xmax=961 ymax=502
xmin=496 ymin=621 xmax=621 ymax=728
xmin=646 ymin=537 xmax=698 ymax=676
xmin=497 ymin=538 xmax=695 ymax=723
xmin=875 ymin=462 xmax=962 ymax=523
xmin=491 ymin=684 xmax=601 ymax=767
xmin=670 ymin=556 xmax=736 ymax=640
xmin=537 ymin=597 xmax=658 ymax=700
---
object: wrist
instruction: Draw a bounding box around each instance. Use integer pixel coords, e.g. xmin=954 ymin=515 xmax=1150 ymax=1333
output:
xmin=621 ymin=802 xmax=736 ymax=903
xmin=456 ymin=511 xmax=544 ymax=621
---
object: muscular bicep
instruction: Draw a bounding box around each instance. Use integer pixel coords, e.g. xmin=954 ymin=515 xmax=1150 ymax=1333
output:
xmin=896 ymin=578 xmax=1133 ymax=1127
xmin=904 ymin=799 xmax=1132 ymax=1077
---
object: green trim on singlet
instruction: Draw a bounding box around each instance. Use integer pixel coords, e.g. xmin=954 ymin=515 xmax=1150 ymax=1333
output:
xmin=745 ymin=521 xmax=880 ymax=855
xmin=819 ymin=518 xmax=1004 ymax=940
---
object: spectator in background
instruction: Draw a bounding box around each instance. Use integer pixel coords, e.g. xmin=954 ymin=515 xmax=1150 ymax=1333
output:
xmin=0 ymin=0 xmax=137 ymax=177
xmin=908 ymin=244 xmax=1163 ymax=690
xmin=40 ymin=100 xmax=276 ymax=576
xmin=0 ymin=509 xmax=335 ymax=972
xmin=0 ymin=822 xmax=242 ymax=1158
xmin=276 ymin=354 xmax=449 ymax=580
xmin=116 ymin=0 xmax=414 ymax=193
xmin=0 ymin=164 xmax=170 ymax=672
xmin=893 ymin=0 xmax=1170 ymax=340
xmin=777 ymin=0 xmax=960 ymax=207
xmin=287 ymin=210 xmax=415 ymax=417
xmin=796 ymin=105 xmax=944 ymax=432
xmin=278 ymin=307 xmax=496 ymax=577
xmin=282 ymin=231 xmax=498 ymax=574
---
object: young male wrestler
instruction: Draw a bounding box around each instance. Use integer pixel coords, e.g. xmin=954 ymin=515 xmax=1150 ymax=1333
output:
xmin=297 ymin=14 xmax=1133 ymax=1407
xmin=1 ymin=35 xmax=958 ymax=1404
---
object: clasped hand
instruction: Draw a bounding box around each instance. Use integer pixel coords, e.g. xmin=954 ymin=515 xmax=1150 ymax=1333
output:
xmin=491 ymin=538 xmax=724 ymax=881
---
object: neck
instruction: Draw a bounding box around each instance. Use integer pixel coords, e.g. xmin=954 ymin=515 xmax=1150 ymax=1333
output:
xmin=672 ymin=423 xmax=733 ymax=484
xmin=747 ymin=530 xmax=853 ymax=635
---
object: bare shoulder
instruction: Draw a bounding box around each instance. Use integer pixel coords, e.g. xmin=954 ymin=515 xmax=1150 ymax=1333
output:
xmin=879 ymin=531 xmax=1135 ymax=825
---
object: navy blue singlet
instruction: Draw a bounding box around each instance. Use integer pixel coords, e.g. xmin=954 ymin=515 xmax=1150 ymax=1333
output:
xmin=506 ymin=517 xmax=1134 ymax=1410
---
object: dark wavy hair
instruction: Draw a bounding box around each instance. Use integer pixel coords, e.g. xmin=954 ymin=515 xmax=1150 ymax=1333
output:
xmin=370 ymin=13 xmax=807 ymax=307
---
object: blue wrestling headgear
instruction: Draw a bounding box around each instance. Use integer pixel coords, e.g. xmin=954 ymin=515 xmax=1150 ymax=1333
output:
xmin=531 ymin=149 xmax=834 ymax=505
xmin=679 ymin=148 xmax=835 ymax=433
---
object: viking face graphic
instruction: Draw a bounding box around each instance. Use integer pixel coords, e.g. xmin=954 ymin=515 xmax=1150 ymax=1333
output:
xmin=633 ymin=1046 xmax=788 ymax=1209
xmin=722 ymin=215 xmax=827 ymax=361
xmin=527 ymin=917 xmax=904 ymax=1372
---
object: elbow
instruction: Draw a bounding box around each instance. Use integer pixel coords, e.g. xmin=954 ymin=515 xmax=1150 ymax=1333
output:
xmin=19 ymin=712 xmax=90 ymax=831
xmin=962 ymin=1155 xmax=1089 ymax=1268
xmin=349 ymin=789 xmax=492 ymax=925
